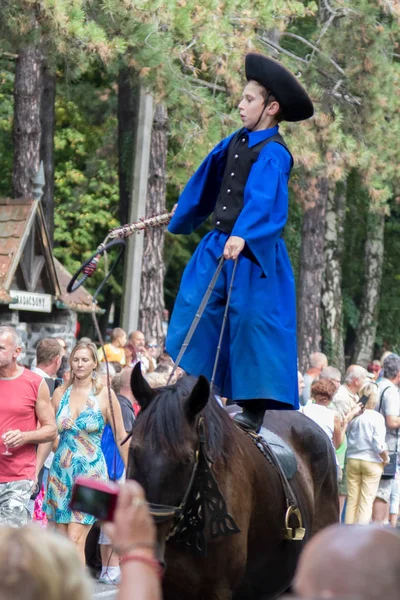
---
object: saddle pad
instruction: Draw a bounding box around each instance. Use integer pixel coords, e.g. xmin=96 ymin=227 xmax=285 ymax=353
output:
xmin=259 ymin=427 xmax=297 ymax=481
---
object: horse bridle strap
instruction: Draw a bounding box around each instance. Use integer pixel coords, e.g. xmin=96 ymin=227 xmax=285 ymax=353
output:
xmin=166 ymin=417 xmax=240 ymax=556
xmin=147 ymin=417 xmax=206 ymax=522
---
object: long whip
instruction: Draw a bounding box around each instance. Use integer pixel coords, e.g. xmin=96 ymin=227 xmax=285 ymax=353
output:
xmin=67 ymin=212 xmax=172 ymax=455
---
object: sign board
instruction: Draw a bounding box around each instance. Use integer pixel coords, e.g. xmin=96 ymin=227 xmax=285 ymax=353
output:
xmin=9 ymin=290 xmax=52 ymax=313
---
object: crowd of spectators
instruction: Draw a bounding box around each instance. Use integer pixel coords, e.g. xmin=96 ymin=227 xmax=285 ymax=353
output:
xmin=0 ymin=322 xmax=399 ymax=599
xmin=0 ymin=323 xmax=170 ymax=597
xmin=299 ymin=351 xmax=399 ymax=528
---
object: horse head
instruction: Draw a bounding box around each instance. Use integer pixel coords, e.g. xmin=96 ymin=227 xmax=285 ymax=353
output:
xmin=128 ymin=363 xmax=209 ymax=523
xmin=128 ymin=363 xmax=240 ymax=560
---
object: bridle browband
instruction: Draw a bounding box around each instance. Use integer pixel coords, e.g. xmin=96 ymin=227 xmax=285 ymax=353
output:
xmin=147 ymin=417 xmax=209 ymax=523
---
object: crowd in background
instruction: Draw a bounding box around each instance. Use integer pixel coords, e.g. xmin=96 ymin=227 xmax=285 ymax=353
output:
xmin=298 ymin=351 xmax=399 ymax=528
xmin=0 ymin=323 xmax=399 ymax=600
xmin=0 ymin=323 xmax=172 ymax=596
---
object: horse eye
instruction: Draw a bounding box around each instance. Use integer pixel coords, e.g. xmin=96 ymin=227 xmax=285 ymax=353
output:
xmin=183 ymin=453 xmax=195 ymax=466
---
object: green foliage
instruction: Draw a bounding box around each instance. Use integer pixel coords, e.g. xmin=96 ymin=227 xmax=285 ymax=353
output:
xmin=285 ymin=190 xmax=303 ymax=281
xmin=377 ymin=201 xmax=400 ymax=353
xmin=52 ymin=75 xmax=122 ymax=300
xmin=0 ymin=59 xmax=14 ymax=196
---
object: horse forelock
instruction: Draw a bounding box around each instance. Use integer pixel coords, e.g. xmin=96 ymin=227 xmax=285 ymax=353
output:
xmin=132 ymin=376 xmax=237 ymax=463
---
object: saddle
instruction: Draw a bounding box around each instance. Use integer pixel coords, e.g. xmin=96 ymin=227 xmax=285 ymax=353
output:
xmin=224 ymin=405 xmax=297 ymax=480
xmin=259 ymin=427 xmax=297 ymax=481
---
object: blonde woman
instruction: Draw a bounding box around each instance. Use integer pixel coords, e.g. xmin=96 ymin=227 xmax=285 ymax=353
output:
xmin=345 ymin=381 xmax=389 ymax=524
xmin=0 ymin=524 xmax=91 ymax=600
xmin=42 ymin=342 xmax=128 ymax=563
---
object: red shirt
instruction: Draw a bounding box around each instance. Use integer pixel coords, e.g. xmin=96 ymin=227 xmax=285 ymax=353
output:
xmin=0 ymin=368 xmax=42 ymax=482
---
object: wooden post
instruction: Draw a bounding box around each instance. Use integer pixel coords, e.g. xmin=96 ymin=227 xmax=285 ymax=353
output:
xmin=121 ymin=86 xmax=154 ymax=334
xmin=138 ymin=103 xmax=168 ymax=345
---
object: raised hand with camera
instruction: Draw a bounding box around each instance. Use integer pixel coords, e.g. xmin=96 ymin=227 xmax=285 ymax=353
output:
xmin=103 ymin=481 xmax=162 ymax=600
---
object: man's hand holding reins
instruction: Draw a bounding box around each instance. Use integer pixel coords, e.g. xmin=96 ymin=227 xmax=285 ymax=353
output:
xmin=223 ymin=236 xmax=245 ymax=260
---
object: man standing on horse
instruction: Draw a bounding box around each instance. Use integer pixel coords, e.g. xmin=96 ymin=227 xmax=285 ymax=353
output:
xmin=166 ymin=52 xmax=314 ymax=431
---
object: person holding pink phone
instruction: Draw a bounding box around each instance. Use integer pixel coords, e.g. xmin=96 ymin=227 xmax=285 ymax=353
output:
xmin=0 ymin=481 xmax=160 ymax=600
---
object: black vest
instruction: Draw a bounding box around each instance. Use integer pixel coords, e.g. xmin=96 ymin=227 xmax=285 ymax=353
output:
xmin=211 ymin=129 xmax=293 ymax=233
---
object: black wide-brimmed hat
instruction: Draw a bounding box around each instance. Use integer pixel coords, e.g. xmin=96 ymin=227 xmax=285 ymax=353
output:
xmin=245 ymin=53 xmax=314 ymax=122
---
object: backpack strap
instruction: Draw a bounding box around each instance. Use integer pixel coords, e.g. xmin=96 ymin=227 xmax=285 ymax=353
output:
xmin=378 ymin=386 xmax=391 ymax=413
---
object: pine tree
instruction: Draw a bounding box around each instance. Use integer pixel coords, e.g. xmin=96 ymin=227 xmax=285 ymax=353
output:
xmin=274 ymin=1 xmax=400 ymax=368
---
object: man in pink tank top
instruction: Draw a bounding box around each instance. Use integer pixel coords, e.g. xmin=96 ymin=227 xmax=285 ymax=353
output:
xmin=0 ymin=326 xmax=57 ymax=526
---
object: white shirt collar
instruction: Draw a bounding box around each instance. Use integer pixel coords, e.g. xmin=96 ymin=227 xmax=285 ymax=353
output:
xmin=31 ymin=366 xmax=54 ymax=379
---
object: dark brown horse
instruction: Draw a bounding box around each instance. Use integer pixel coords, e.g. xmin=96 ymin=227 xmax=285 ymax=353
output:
xmin=127 ymin=365 xmax=338 ymax=600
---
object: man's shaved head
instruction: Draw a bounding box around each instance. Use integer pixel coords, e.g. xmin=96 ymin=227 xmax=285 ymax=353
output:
xmin=294 ymin=524 xmax=400 ymax=600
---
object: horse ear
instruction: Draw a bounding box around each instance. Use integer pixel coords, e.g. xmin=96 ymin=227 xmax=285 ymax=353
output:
xmin=130 ymin=362 xmax=156 ymax=410
xmin=185 ymin=375 xmax=210 ymax=421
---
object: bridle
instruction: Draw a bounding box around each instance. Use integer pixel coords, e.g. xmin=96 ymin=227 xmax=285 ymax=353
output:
xmin=147 ymin=417 xmax=208 ymax=524
xmin=144 ymin=411 xmax=241 ymax=557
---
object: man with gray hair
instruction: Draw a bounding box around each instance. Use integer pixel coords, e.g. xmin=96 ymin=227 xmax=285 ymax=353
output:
xmin=0 ymin=325 xmax=57 ymax=527
xmin=372 ymin=353 xmax=400 ymax=523
xmin=332 ymin=364 xmax=367 ymax=419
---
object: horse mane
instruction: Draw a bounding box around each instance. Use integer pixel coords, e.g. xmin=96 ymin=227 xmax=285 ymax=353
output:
xmin=133 ymin=376 xmax=238 ymax=464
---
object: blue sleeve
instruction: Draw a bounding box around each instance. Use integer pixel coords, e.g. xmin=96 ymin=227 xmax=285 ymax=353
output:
xmin=168 ymin=132 xmax=236 ymax=235
xmin=231 ymin=143 xmax=291 ymax=277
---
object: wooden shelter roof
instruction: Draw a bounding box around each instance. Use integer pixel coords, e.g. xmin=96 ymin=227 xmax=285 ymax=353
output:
xmin=0 ymin=197 xmax=100 ymax=313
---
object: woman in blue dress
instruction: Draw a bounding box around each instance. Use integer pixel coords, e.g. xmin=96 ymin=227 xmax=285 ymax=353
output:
xmin=166 ymin=53 xmax=314 ymax=431
xmin=42 ymin=342 xmax=128 ymax=564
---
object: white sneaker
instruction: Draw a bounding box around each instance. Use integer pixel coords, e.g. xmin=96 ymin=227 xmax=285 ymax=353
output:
xmin=98 ymin=574 xmax=121 ymax=585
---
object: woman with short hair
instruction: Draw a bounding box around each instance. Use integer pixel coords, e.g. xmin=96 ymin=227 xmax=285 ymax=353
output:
xmin=302 ymin=379 xmax=357 ymax=451
xmin=345 ymin=381 xmax=389 ymax=524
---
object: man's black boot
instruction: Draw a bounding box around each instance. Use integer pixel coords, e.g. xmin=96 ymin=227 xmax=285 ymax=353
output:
xmin=233 ymin=400 xmax=266 ymax=433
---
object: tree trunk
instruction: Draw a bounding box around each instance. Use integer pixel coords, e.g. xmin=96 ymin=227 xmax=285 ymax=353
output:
xmin=138 ymin=103 xmax=168 ymax=345
xmin=321 ymin=181 xmax=346 ymax=373
xmin=13 ymin=42 xmax=42 ymax=198
xmin=353 ymin=208 xmax=385 ymax=367
xmin=40 ymin=62 xmax=56 ymax=244
xmin=117 ymin=68 xmax=137 ymax=225
xmin=297 ymin=175 xmax=329 ymax=372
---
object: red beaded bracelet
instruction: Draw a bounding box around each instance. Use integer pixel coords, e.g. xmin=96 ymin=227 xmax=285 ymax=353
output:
xmin=119 ymin=553 xmax=164 ymax=579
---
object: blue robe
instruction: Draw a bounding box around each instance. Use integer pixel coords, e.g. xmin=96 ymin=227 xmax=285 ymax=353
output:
xmin=166 ymin=126 xmax=299 ymax=408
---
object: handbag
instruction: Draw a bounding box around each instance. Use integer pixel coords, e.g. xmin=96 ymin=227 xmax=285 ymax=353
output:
xmin=101 ymin=424 xmax=124 ymax=481
xmin=379 ymin=387 xmax=399 ymax=480
xmin=382 ymin=449 xmax=398 ymax=479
